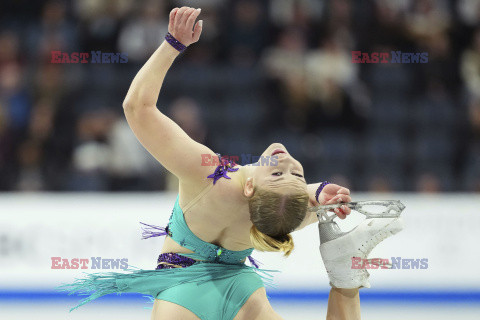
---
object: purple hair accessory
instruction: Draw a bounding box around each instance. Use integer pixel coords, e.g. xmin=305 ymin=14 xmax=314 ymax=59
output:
xmin=140 ymin=222 xmax=169 ymax=239
xmin=315 ymin=181 xmax=330 ymax=204
xmin=207 ymin=154 xmax=239 ymax=185
xmin=247 ymin=255 xmax=261 ymax=269
xmin=165 ymin=32 xmax=187 ymax=52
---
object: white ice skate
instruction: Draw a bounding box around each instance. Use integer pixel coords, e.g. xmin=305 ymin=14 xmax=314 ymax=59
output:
xmin=310 ymin=200 xmax=405 ymax=289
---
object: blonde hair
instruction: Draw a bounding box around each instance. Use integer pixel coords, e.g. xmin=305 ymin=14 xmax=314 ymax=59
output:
xmin=248 ymin=187 xmax=309 ymax=257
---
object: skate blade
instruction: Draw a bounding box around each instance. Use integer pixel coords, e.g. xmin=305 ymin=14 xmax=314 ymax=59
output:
xmin=310 ymin=200 xmax=406 ymax=224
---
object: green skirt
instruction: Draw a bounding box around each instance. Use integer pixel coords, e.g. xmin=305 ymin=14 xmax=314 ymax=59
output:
xmin=57 ymin=261 xmax=278 ymax=320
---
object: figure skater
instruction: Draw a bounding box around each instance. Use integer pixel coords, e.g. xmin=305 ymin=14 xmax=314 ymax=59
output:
xmin=60 ymin=7 xmax=403 ymax=320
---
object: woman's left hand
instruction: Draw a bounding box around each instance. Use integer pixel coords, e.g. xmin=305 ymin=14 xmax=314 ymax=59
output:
xmin=317 ymin=183 xmax=352 ymax=219
xmin=168 ymin=7 xmax=203 ymax=47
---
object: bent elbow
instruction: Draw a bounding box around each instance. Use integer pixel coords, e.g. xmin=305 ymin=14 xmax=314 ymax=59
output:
xmin=123 ymin=97 xmax=157 ymax=113
xmin=122 ymin=98 xmax=136 ymax=113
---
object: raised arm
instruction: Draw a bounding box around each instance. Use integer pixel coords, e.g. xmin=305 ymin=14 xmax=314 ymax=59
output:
xmin=294 ymin=183 xmax=352 ymax=231
xmin=123 ymin=7 xmax=215 ymax=187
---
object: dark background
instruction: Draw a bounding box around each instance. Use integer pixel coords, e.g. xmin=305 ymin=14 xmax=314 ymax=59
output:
xmin=0 ymin=0 xmax=479 ymax=193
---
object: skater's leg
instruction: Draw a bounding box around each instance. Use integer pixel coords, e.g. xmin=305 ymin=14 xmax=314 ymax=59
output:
xmin=326 ymin=288 xmax=360 ymax=320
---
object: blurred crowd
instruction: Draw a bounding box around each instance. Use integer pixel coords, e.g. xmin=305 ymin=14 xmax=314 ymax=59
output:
xmin=1 ymin=0 xmax=480 ymax=192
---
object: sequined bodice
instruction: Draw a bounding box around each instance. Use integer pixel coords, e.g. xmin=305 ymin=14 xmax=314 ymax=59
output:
xmin=166 ymin=194 xmax=254 ymax=264
xmin=141 ymin=153 xmax=260 ymax=267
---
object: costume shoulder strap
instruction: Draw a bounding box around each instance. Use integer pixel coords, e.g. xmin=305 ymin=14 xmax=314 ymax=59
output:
xmin=182 ymin=153 xmax=235 ymax=214
xmin=182 ymin=182 xmax=214 ymax=214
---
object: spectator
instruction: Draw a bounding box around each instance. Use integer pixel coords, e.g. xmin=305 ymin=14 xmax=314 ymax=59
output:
xmin=405 ymin=0 xmax=451 ymax=44
xmin=26 ymin=0 xmax=78 ymax=62
xmin=68 ymin=109 xmax=114 ymax=191
xmin=260 ymin=27 xmax=309 ymax=129
xmin=415 ymin=172 xmax=442 ymax=193
xmin=461 ymin=28 xmax=480 ymax=99
xmin=226 ymin=0 xmax=268 ymax=66
xmin=107 ymin=116 xmax=164 ymax=191
xmin=118 ymin=0 xmax=168 ymax=63
xmin=457 ymin=0 xmax=480 ymax=26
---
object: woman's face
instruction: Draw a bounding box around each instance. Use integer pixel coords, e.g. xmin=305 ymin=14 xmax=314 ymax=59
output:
xmin=246 ymin=143 xmax=307 ymax=195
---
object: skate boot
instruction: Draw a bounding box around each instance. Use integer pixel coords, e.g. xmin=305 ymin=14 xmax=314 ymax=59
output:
xmin=312 ymin=200 xmax=405 ymax=289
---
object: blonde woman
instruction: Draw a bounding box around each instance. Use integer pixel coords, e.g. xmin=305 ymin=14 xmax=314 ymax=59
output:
xmin=62 ymin=6 xmax=402 ymax=320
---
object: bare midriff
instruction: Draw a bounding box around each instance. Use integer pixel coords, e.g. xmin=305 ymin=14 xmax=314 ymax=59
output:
xmin=160 ymin=236 xmax=203 ymax=263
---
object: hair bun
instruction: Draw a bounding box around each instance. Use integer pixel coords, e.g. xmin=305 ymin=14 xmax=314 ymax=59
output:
xmin=272 ymin=233 xmax=290 ymax=243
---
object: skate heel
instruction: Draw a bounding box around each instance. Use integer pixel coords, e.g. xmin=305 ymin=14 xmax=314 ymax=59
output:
xmin=318 ymin=221 xmax=344 ymax=244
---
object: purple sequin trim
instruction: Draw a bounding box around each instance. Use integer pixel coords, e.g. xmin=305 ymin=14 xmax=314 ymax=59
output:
xmin=156 ymin=253 xmax=197 ymax=270
xmin=165 ymin=32 xmax=186 ymax=52
xmin=207 ymin=154 xmax=239 ymax=185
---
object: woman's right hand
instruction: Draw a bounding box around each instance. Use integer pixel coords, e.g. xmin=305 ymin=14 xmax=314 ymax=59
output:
xmin=168 ymin=7 xmax=203 ymax=47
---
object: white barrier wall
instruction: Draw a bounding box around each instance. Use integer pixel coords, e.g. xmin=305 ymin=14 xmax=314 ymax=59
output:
xmin=0 ymin=192 xmax=479 ymax=292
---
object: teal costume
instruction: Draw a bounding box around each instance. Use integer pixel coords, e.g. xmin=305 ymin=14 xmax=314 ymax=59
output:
xmin=58 ymin=154 xmax=277 ymax=320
